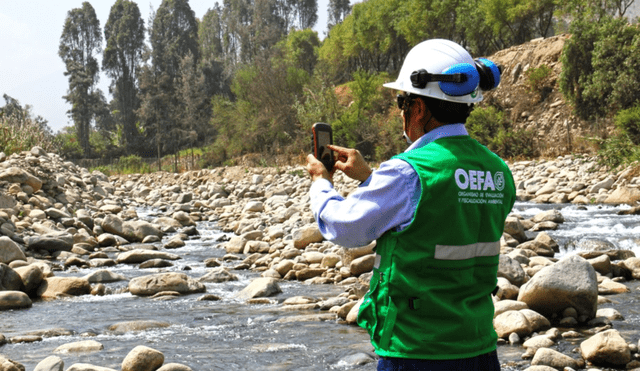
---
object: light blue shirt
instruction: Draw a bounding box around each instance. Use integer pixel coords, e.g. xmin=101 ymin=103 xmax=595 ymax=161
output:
xmin=309 ymin=124 xmax=469 ymax=248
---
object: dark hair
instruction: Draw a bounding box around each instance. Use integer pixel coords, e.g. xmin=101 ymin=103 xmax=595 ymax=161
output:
xmin=417 ymin=95 xmax=474 ymax=124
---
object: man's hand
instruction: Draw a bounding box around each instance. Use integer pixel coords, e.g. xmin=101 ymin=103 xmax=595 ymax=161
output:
xmin=328 ymin=144 xmax=372 ymax=182
xmin=306 ymin=154 xmax=332 ymax=183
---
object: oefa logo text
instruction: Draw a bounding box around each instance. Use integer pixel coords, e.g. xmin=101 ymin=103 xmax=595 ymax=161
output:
xmin=454 ymin=169 xmax=505 ymax=192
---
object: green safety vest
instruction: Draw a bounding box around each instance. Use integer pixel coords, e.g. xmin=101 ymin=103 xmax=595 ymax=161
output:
xmin=357 ymin=135 xmax=516 ymax=360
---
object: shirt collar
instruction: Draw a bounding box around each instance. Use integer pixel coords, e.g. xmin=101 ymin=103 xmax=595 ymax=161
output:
xmin=405 ymin=123 xmax=468 ymax=152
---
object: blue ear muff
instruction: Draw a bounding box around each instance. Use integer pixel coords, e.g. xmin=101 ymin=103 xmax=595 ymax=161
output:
xmin=438 ymin=63 xmax=480 ymax=96
xmin=475 ymin=58 xmax=501 ymax=91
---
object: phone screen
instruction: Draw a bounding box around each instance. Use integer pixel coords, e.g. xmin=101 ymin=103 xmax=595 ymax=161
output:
xmin=317 ymin=130 xmax=331 ymax=162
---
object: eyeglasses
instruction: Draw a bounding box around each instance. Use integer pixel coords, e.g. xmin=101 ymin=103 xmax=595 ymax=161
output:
xmin=396 ymin=93 xmax=413 ymax=110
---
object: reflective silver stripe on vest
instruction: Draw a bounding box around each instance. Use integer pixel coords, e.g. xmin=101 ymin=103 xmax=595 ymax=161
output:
xmin=374 ymin=254 xmax=381 ymax=269
xmin=434 ymin=241 xmax=500 ymax=260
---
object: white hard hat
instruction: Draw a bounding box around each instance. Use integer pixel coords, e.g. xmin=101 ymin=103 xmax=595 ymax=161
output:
xmin=384 ymin=39 xmax=500 ymax=104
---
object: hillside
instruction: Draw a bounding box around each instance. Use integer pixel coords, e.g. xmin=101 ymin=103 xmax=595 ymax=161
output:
xmin=485 ymin=34 xmax=605 ymax=157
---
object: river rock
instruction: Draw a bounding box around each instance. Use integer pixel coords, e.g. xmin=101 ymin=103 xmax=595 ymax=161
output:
xmin=0 ymin=263 xmax=25 ymax=292
xmin=83 ymin=269 xmax=126 ymax=283
xmin=494 ymin=300 xmax=528 ymax=317
xmin=620 ymin=257 xmax=640 ymax=279
xmin=523 ymin=335 xmax=555 ymax=354
xmin=496 ymin=277 xmax=519 ymax=300
xmin=530 ymin=347 xmax=582 ymax=369
xmin=504 ymin=216 xmax=527 ymax=243
xmin=156 ymin=364 xmax=193 ymax=371
xmin=236 ymin=277 xmax=282 ymax=300
xmin=224 ymin=236 xmax=247 ymax=254
xmin=0 ymin=167 xmax=42 ymax=192
xmin=531 ymin=209 xmax=564 ymax=223
xmin=66 ymin=364 xmax=117 ymax=371
xmin=0 ymin=291 xmax=32 ymax=310
xmin=199 ymin=267 xmax=238 ymax=283
xmin=36 ymin=277 xmax=92 ymax=298
xmin=33 ymin=356 xmax=64 ymax=371
xmin=116 ymin=249 xmax=180 ymax=264
xmin=25 ymin=232 xmax=74 ymax=252
xmin=521 ymin=309 xmax=551 ymax=332
xmin=596 ymin=307 xmax=624 ymax=320
xmin=0 ymin=236 xmax=26 ymax=264
xmin=100 ymin=215 xmax=162 ymax=242
xmin=54 ymin=340 xmax=104 ymax=353
xmin=121 ymin=345 xmax=164 ymax=371
xmin=292 ymin=225 xmax=323 ymax=249
xmin=129 ymin=272 xmax=205 ymax=296
xmin=0 ymin=355 xmax=25 ymax=371
xmin=108 ymin=320 xmax=170 ymax=334
xmin=498 ymin=254 xmax=526 ymax=286
xmin=139 ymin=259 xmax=174 ymax=269
xmin=349 ymin=254 xmax=375 ymax=276
xmin=493 ymin=310 xmax=533 ymax=338
xmin=606 ymin=186 xmax=640 ymax=204
xmin=580 ymin=329 xmax=631 ymax=366
xmin=14 ymin=264 xmax=44 ymax=295
xmin=517 ymin=255 xmax=598 ymax=319
xmin=97 ymin=233 xmax=117 ymax=247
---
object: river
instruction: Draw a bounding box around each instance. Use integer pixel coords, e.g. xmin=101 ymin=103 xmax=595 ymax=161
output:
xmin=2 ymin=201 xmax=640 ymax=370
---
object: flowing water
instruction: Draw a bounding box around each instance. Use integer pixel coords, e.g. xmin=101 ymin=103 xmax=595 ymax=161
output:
xmin=2 ymin=202 xmax=640 ymax=370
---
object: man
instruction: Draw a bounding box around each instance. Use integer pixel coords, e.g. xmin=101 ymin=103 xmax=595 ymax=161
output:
xmin=306 ymin=39 xmax=516 ymax=370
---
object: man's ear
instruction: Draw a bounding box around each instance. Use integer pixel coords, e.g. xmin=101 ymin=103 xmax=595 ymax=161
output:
xmin=413 ymin=97 xmax=428 ymax=121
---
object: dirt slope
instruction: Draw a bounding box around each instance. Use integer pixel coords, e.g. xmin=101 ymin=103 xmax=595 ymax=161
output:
xmin=486 ymin=34 xmax=606 ymax=157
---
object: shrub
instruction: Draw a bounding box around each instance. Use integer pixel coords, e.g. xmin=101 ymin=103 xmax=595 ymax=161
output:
xmin=115 ymin=155 xmax=152 ymax=174
xmin=466 ymin=105 xmax=538 ymax=159
xmin=615 ymin=103 xmax=640 ymax=145
xmin=594 ymin=133 xmax=640 ymax=168
xmin=524 ymin=64 xmax=552 ymax=99
xmin=0 ymin=113 xmax=57 ymax=156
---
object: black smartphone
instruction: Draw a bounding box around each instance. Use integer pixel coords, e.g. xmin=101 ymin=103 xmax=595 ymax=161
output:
xmin=312 ymin=122 xmax=334 ymax=171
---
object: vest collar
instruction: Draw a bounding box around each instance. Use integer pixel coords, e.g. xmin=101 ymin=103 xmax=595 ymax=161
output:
xmin=405 ymin=123 xmax=468 ymax=152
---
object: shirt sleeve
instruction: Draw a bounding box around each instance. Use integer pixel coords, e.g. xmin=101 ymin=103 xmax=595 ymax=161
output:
xmin=309 ymin=159 xmax=421 ymax=248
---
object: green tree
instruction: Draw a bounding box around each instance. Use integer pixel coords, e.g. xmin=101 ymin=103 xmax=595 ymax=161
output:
xmin=559 ymin=16 xmax=638 ymax=120
xmin=59 ymin=1 xmax=103 ymax=156
xmin=141 ymin=0 xmax=199 ymax=164
xmin=103 ymin=0 xmax=146 ymax=151
xmin=328 ymin=0 xmax=351 ymax=30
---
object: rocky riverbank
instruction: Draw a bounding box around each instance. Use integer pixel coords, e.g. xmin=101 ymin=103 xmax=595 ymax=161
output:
xmin=1 ymin=147 xmax=640 ymax=370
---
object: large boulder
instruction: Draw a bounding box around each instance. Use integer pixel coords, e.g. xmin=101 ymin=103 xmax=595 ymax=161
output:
xmin=36 ymin=277 xmax=92 ymax=298
xmin=128 ymin=273 xmax=205 ymax=296
xmin=236 ymin=277 xmax=281 ymax=300
xmin=0 ymin=263 xmax=25 ymax=292
xmin=530 ymin=348 xmax=582 ymax=370
xmin=25 ymin=233 xmax=74 ymax=253
xmin=0 ymin=236 xmax=26 ymax=264
xmin=493 ymin=310 xmax=533 ymax=338
xmin=292 ymin=225 xmax=323 ymax=249
xmin=498 ymin=254 xmax=527 ymax=286
xmin=604 ymin=186 xmax=640 ymax=205
xmin=14 ymin=264 xmax=44 ymax=295
xmin=54 ymin=340 xmax=104 ymax=353
xmin=0 ymin=291 xmax=32 ymax=310
xmin=33 ymin=356 xmax=64 ymax=371
xmin=121 ymin=346 xmax=164 ymax=371
xmin=580 ymin=329 xmax=631 ymax=366
xmin=517 ymin=255 xmax=598 ymax=319
xmin=116 ymin=250 xmax=180 ymax=264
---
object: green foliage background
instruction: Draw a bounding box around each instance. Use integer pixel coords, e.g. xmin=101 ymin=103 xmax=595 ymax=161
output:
xmin=4 ymin=0 xmax=640 ymax=171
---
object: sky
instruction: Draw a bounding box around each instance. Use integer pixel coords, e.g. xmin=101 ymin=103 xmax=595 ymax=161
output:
xmin=0 ymin=0 xmax=341 ymax=133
